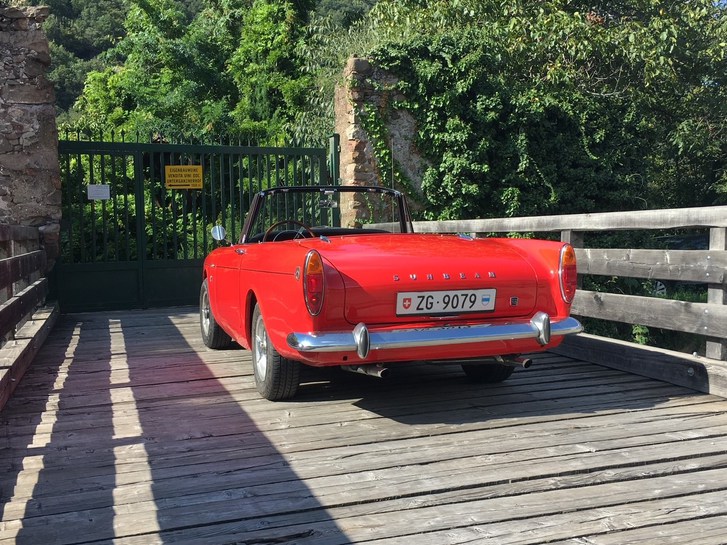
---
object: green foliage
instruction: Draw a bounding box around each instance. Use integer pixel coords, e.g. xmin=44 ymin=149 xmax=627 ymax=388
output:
xmin=295 ymin=0 xmax=726 ymax=219
xmin=49 ymin=0 xmax=727 ymax=219
xmin=313 ymin=0 xmax=375 ymax=28
xmin=228 ymin=0 xmax=314 ymax=137
xmin=68 ymin=0 xmax=318 ymax=143
xmin=26 ymin=0 xmax=127 ymax=111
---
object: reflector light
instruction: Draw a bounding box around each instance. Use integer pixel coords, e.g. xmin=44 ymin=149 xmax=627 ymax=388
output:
xmin=559 ymin=244 xmax=578 ymax=304
xmin=304 ymin=250 xmax=325 ymax=316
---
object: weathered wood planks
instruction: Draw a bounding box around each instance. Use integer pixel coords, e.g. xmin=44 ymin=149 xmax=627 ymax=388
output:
xmin=2 ymin=307 xmax=727 ymax=544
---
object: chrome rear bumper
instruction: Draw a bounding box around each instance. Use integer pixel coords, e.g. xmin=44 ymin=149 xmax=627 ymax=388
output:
xmin=286 ymin=312 xmax=583 ymax=360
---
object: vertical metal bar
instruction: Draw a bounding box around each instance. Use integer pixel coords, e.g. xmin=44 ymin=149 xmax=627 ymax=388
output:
xmin=229 ymin=149 xmax=235 ymax=237
xmin=100 ymin=153 xmax=108 ymax=260
xmin=110 ymin=154 xmax=120 ymax=261
xmin=246 ymin=152 xmax=252 ymax=196
xmin=62 ymin=148 xmax=73 ymax=262
xmin=191 ymin=188 xmax=198 ymax=258
xmin=78 ymin=149 xmax=85 ymax=262
xmin=202 ymin=152 xmax=209 ymax=254
xmin=133 ymin=150 xmax=146 ymax=307
xmin=89 ymin=153 xmax=97 ymax=260
xmin=150 ymin=147 xmax=158 ymax=259
xmin=246 ymin=152 xmax=253 ymax=230
xmin=123 ymin=152 xmax=131 ymax=261
xmin=182 ymin=152 xmax=189 ymax=260
xmin=329 ymin=134 xmax=340 ymax=185
xmin=219 ymin=151 xmax=226 ymax=234
xmin=159 ymin=150 xmax=168 ymax=259
xmin=210 ymin=151 xmax=217 ymax=230
xmin=292 ymin=152 xmax=298 ymax=185
xmin=171 ymin=152 xmax=179 ymax=260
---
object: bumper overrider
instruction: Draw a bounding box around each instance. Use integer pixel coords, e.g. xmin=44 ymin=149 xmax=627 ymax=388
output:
xmin=287 ymin=311 xmax=583 ymax=360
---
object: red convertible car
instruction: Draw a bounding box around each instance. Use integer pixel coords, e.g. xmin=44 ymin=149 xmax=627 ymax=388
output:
xmin=201 ymin=185 xmax=582 ymax=400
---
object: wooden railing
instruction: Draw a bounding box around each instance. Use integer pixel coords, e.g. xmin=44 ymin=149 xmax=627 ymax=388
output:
xmin=0 ymin=225 xmax=59 ymax=411
xmin=412 ymin=205 xmax=727 ymax=395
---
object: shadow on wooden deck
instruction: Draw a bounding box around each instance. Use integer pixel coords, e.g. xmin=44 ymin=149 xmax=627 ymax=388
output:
xmin=1 ymin=309 xmax=344 ymax=544
xmin=2 ymin=307 xmax=727 ymax=544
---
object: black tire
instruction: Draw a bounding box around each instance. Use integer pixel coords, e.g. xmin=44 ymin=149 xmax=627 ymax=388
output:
xmin=200 ymin=279 xmax=232 ymax=349
xmin=461 ymin=362 xmax=515 ymax=383
xmin=251 ymin=304 xmax=300 ymax=400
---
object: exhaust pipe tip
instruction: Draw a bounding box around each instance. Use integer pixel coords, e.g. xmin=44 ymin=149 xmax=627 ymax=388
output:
xmin=517 ymin=357 xmax=533 ymax=369
xmin=341 ymin=364 xmax=388 ymax=378
xmin=498 ymin=356 xmax=533 ymax=368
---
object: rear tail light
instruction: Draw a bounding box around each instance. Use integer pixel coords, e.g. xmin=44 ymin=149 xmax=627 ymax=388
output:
xmin=559 ymin=244 xmax=578 ymax=303
xmin=304 ymin=250 xmax=325 ymax=316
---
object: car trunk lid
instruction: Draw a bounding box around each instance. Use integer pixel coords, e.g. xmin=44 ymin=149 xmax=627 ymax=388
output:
xmin=311 ymin=234 xmax=539 ymax=326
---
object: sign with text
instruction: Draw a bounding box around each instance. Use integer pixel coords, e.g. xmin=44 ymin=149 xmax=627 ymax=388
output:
xmin=165 ymin=165 xmax=203 ymax=190
xmin=87 ymin=184 xmax=111 ymax=200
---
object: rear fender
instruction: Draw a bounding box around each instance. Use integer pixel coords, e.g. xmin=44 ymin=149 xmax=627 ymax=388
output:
xmin=240 ymin=257 xmax=346 ymax=360
xmin=493 ymin=238 xmax=574 ymax=318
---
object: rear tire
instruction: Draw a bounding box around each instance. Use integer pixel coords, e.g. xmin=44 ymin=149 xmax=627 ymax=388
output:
xmin=200 ymin=279 xmax=232 ymax=349
xmin=251 ymin=304 xmax=300 ymax=400
xmin=462 ymin=362 xmax=515 ymax=383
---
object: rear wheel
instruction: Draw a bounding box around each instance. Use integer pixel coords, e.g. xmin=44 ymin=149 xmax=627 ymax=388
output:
xmin=461 ymin=362 xmax=515 ymax=383
xmin=200 ymin=279 xmax=232 ymax=349
xmin=251 ymin=304 xmax=300 ymax=400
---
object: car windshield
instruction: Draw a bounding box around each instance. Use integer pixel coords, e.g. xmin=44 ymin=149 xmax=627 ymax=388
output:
xmin=244 ymin=186 xmax=408 ymax=242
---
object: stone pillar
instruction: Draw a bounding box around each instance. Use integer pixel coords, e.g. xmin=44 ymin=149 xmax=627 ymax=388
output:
xmin=334 ymin=57 xmax=381 ymax=189
xmin=0 ymin=6 xmax=62 ymax=269
xmin=334 ymin=56 xmax=427 ymax=226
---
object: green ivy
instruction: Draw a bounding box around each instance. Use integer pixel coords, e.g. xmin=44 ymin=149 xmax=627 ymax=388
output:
xmin=357 ymin=101 xmax=424 ymax=206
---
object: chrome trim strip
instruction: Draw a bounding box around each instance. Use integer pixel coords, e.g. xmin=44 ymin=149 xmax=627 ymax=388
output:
xmin=287 ymin=315 xmax=583 ymax=360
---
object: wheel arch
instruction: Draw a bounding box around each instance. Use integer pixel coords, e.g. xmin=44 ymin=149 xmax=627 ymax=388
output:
xmin=242 ymin=289 xmax=259 ymax=350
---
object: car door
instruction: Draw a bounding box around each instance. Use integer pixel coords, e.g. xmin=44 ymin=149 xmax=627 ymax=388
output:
xmin=208 ymin=245 xmax=245 ymax=337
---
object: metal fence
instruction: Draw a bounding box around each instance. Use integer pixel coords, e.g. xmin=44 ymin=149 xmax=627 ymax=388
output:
xmin=55 ymin=134 xmax=338 ymax=311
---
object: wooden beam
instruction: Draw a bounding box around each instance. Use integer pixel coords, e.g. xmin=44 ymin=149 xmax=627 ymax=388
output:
xmin=575 ymin=248 xmax=727 ymax=284
xmin=412 ymin=205 xmax=727 ymax=234
xmin=0 ymin=278 xmax=48 ymax=340
xmin=706 ymin=228 xmax=727 ymax=360
xmin=0 ymin=303 xmax=59 ymax=412
xmin=554 ymin=333 xmax=727 ymax=397
xmin=572 ymin=289 xmax=727 ymax=338
xmin=0 ymin=250 xmax=47 ymax=290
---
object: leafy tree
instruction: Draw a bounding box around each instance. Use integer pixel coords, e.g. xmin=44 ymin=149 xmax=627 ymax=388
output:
xmin=72 ymin=0 xmax=317 ymax=143
xmin=25 ymin=0 xmax=128 ymax=112
xmin=228 ymin=0 xmax=316 ymax=138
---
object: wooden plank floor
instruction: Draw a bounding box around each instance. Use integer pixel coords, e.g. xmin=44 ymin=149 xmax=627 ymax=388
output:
xmin=2 ymin=308 xmax=727 ymax=544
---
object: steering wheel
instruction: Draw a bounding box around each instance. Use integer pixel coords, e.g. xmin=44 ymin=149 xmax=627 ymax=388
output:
xmin=263 ymin=220 xmax=315 ymax=242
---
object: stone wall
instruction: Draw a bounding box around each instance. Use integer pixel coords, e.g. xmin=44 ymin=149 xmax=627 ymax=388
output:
xmin=334 ymin=56 xmax=428 ymax=225
xmin=0 ymin=5 xmax=61 ymax=267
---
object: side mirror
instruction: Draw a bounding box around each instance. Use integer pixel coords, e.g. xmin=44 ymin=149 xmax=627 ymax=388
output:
xmin=211 ymin=225 xmax=227 ymax=242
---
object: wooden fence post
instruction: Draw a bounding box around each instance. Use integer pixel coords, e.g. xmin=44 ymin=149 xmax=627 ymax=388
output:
xmin=706 ymin=227 xmax=727 ymax=360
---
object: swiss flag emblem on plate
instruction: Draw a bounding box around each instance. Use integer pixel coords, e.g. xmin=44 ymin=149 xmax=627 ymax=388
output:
xmin=402 ymin=297 xmax=412 ymax=310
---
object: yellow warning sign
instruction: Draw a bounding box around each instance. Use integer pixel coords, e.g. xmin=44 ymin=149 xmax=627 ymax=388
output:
xmin=165 ymin=165 xmax=203 ymax=189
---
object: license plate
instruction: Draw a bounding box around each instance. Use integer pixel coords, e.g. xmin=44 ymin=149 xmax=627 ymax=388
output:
xmin=396 ymin=289 xmax=496 ymax=315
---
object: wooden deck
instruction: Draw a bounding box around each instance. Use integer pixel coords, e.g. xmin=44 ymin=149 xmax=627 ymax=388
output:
xmin=2 ymin=308 xmax=727 ymax=544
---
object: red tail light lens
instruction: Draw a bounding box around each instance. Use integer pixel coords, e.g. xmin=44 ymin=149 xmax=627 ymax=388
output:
xmin=559 ymin=244 xmax=578 ymax=304
xmin=304 ymin=250 xmax=325 ymax=316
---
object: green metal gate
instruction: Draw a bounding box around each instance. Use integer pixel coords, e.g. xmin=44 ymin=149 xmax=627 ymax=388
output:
xmin=55 ymin=135 xmax=339 ymax=312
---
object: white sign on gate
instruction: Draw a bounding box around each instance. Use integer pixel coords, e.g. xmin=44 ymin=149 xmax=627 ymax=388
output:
xmin=87 ymin=184 xmax=111 ymax=200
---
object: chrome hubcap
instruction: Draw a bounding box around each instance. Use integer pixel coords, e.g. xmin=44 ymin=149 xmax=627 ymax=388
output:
xmin=253 ymin=315 xmax=268 ymax=381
